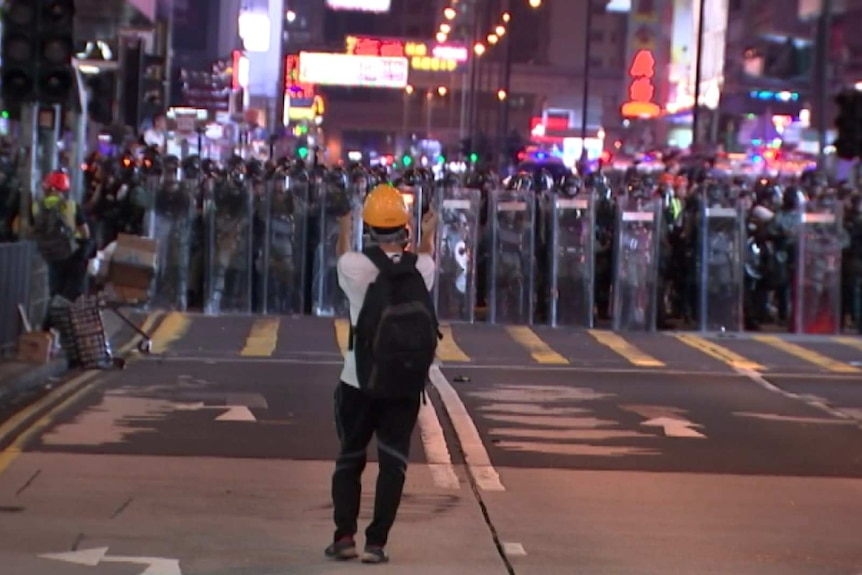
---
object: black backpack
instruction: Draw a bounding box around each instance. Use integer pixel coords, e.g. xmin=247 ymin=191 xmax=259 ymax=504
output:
xmin=351 ymin=246 xmax=439 ymax=399
xmin=33 ymin=199 xmax=77 ymax=263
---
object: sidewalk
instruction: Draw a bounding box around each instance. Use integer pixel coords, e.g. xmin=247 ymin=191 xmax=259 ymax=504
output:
xmin=0 ymin=309 xmax=140 ymax=405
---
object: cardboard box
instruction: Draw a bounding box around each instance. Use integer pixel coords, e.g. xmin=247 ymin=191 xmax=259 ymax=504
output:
xmin=109 ymin=234 xmax=158 ymax=295
xmin=17 ymin=331 xmax=54 ymax=364
xmin=112 ymin=234 xmax=158 ymax=271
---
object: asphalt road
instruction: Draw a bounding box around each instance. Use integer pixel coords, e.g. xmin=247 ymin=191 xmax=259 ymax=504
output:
xmin=0 ymin=313 xmax=861 ymax=574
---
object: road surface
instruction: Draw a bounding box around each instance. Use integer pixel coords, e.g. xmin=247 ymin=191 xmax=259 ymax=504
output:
xmin=1 ymin=313 xmax=861 ymax=574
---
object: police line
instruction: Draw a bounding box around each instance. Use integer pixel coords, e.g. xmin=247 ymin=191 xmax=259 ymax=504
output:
xmin=141 ymin=173 xmax=846 ymax=335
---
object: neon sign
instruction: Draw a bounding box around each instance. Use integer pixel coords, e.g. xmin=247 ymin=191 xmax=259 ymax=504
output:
xmin=621 ymin=49 xmax=660 ymax=118
xmin=284 ymin=54 xmax=315 ymax=99
xmin=345 ymin=36 xmax=467 ymax=72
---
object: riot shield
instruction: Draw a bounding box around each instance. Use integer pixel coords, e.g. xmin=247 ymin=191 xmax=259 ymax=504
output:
xmin=434 ymin=187 xmax=480 ymax=322
xmin=140 ymin=175 xmax=161 ymax=239
xmin=548 ymin=195 xmax=595 ymax=327
xmin=203 ymin=177 xmax=254 ymax=315
xmin=311 ymin=181 xmax=359 ymax=317
xmin=257 ymin=176 xmax=308 ymax=315
xmin=612 ymin=199 xmax=661 ymax=332
xmin=793 ymin=204 xmax=843 ymax=334
xmin=151 ymin=178 xmax=195 ymax=311
xmin=487 ymin=189 xmax=536 ymax=325
xmin=698 ymin=205 xmax=745 ymax=332
xmin=399 ymin=186 xmax=424 ymax=252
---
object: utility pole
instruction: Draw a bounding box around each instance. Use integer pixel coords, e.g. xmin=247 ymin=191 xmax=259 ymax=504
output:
xmin=691 ymin=0 xmax=707 ymax=150
xmin=815 ymin=0 xmax=833 ymax=171
xmin=580 ymin=0 xmax=593 ymax=144
xmin=499 ymin=0 xmax=513 ymax=170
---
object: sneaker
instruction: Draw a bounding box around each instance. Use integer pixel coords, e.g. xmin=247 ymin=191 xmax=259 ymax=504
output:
xmin=324 ymin=536 xmax=358 ymax=561
xmin=361 ymin=545 xmax=389 ymax=564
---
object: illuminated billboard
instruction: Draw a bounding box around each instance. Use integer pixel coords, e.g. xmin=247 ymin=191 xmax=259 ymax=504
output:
xmin=621 ymin=0 xmax=665 ymax=118
xmin=346 ymin=36 xmax=468 ymax=72
xmin=298 ymin=52 xmax=409 ymax=88
xmin=326 ymin=0 xmax=391 ymax=12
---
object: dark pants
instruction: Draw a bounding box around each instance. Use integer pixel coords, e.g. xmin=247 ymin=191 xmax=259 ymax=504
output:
xmin=48 ymin=252 xmax=88 ymax=302
xmin=331 ymin=382 xmax=420 ymax=548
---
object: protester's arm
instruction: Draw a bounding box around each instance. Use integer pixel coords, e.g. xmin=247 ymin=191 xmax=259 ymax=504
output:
xmin=417 ymin=209 xmax=437 ymax=255
xmin=336 ymin=213 xmax=354 ymax=257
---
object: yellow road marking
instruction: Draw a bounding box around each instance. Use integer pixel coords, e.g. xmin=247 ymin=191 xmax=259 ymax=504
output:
xmin=150 ymin=312 xmax=191 ymax=354
xmin=673 ymin=333 xmax=765 ymax=371
xmin=334 ymin=318 xmax=350 ymax=354
xmin=506 ymin=326 xmax=569 ymax=364
xmin=753 ymin=335 xmax=860 ymax=373
xmin=833 ymin=336 xmax=862 ymax=354
xmin=240 ymin=318 xmax=280 ymax=357
xmin=588 ymin=330 xmax=665 ymax=367
xmin=437 ymin=325 xmax=471 ymax=362
xmin=0 ymin=312 xmax=162 ymax=477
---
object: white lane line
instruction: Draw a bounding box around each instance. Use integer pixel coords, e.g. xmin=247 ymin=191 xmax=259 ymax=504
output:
xmin=428 ymin=365 xmax=506 ymax=492
xmin=502 ymin=542 xmax=527 ymax=557
xmin=736 ymin=367 xmax=862 ymax=430
xmin=417 ymin=400 xmax=460 ymax=490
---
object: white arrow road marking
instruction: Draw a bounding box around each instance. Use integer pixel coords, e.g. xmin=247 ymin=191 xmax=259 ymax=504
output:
xmin=174 ymin=403 xmax=257 ymax=422
xmin=494 ymin=441 xmax=660 ymax=457
xmin=734 ymin=412 xmax=859 ymax=425
xmin=41 ymin=547 xmax=182 ymax=574
xmin=642 ymin=417 xmax=707 ymax=438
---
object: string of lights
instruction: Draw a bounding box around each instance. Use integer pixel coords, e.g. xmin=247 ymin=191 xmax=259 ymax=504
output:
xmin=435 ymin=0 xmax=542 ymax=57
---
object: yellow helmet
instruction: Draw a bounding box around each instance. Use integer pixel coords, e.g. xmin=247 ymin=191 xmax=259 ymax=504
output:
xmin=363 ymin=184 xmax=410 ymax=228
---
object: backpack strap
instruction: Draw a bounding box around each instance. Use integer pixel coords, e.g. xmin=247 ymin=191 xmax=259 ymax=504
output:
xmin=362 ymin=246 xmax=394 ymax=272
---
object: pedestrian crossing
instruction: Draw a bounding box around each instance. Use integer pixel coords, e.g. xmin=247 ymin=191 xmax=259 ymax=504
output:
xmin=142 ymin=312 xmax=862 ymax=376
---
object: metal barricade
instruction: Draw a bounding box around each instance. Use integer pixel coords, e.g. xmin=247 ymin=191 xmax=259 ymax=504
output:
xmin=487 ymin=188 xmax=536 ymax=325
xmin=548 ymin=194 xmax=595 ymax=328
xmin=434 ymin=186 xmax=480 ymax=323
xmin=612 ymin=199 xmax=661 ymax=332
xmin=203 ymin=176 xmax=254 ymax=315
xmin=151 ymin=176 xmax=195 ymax=311
xmin=0 ymin=241 xmax=34 ymax=356
xmin=793 ymin=204 xmax=844 ymax=334
xmin=312 ymin=181 xmax=360 ymax=317
xmin=698 ymin=204 xmax=745 ymax=332
xmin=257 ymin=176 xmax=309 ymax=315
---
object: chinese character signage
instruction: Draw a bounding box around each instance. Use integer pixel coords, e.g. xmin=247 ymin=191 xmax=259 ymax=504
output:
xmin=298 ymin=52 xmax=409 ymax=89
xmin=345 ymin=36 xmax=467 ymax=72
xmin=285 ymin=54 xmax=315 ymax=98
xmin=622 ymin=49 xmax=661 ymax=118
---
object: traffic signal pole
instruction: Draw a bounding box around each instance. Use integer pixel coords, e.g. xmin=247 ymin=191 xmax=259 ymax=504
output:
xmin=815 ymin=0 xmax=833 ymax=171
xmin=17 ymin=103 xmax=40 ymax=237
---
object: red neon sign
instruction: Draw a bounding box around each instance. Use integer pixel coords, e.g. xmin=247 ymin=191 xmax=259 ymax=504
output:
xmin=621 ymin=49 xmax=660 ymax=118
xmin=350 ymin=37 xmax=406 ymax=57
xmin=284 ymin=54 xmax=315 ymax=99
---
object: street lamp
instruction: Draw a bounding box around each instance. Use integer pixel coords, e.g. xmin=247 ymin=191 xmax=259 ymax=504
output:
xmin=488 ymin=33 xmax=499 ymax=44
xmin=437 ymin=86 xmax=448 ymax=96
xmin=444 ymin=7 xmax=456 ymax=19
xmin=529 ymin=0 xmax=542 ymax=7
xmin=405 ymin=85 xmax=414 ymax=94
xmin=502 ymin=11 xmax=511 ymax=22
xmin=495 ymin=25 xmax=506 ymax=36
xmin=497 ymin=89 xmax=507 ymax=101
xmin=285 ymin=9 xmax=296 ymax=23
xmin=440 ymin=23 xmax=451 ymax=34
xmin=436 ymin=31 xmax=447 ymax=42
xmin=474 ymin=42 xmax=486 ymax=56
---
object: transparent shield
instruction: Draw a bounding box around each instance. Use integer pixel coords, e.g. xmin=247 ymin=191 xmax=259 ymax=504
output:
xmin=612 ymin=199 xmax=661 ymax=332
xmin=548 ymin=195 xmax=595 ymax=327
xmin=487 ymin=189 xmax=536 ymax=325
xmin=399 ymin=186 xmax=424 ymax=252
xmin=698 ymin=206 xmax=745 ymax=332
xmin=794 ymin=205 xmax=844 ymax=334
xmin=258 ymin=177 xmax=309 ymax=315
xmin=140 ymin=175 xmax=161 ymax=239
xmin=152 ymin=179 xmax=195 ymax=311
xmin=203 ymin=177 xmax=254 ymax=315
xmin=312 ymin=182 xmax=359 ymax=317
xmin=434 ymin=187 xmax=480 ymax=323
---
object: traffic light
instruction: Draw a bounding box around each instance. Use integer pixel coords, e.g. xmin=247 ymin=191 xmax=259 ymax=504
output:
xmin=1 ymin=1 xmax=39 ymax=103
xmin=468 ymin=152 xmax=479 ymax=164
xmin=297 ymin=146 xmax=309 ymax=159
xmin=834 ymin=90 xmax=862 ymax=160
xmin=402 ymin=154 xmax=413 ymax=167
xmin=36 ymin=0 xmax=76 ymax=104
xmin=0 ymin=0 xmax=75 ymax=106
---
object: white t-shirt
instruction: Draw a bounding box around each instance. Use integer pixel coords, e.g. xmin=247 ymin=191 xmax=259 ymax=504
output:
xmin=337 ymin=250 xmax=436 ymax=388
